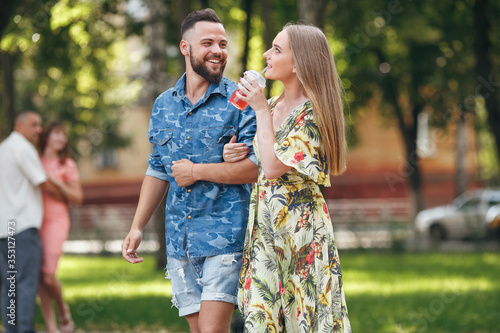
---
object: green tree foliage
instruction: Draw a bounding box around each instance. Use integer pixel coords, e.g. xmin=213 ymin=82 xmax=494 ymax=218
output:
xmin=1 ymin=0 xmax=498 ymax=188
xmin=327 ymin=0 xmax=500 ymax=208
xmin=0 ymin=0 xmax=139 ymax=157
xmin=473 ymin=0 xmax=500 ymax=185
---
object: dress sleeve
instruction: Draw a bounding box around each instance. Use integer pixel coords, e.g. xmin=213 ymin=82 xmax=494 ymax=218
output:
xmin=273 ymin=110 xmax=330 ymax=185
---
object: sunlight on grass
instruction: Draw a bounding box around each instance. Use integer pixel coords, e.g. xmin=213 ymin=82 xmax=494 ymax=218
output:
xmin=345 ymin=276 xmax=497 ymax=295
xmin=340 ymin=251 xmax=500 ymax=333
xmin=50 ymin=255 xmax=189 ymax=332
xmin=63 ymin=281 xmax=171 ymax=299
xmin=42 ymin=251 xmax=500 ymax=333
xmin=59 ymin=255 xmax=172 ymax=298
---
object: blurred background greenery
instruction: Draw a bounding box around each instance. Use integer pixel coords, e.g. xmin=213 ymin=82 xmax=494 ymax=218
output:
xmin=1 ymin=0 xmax=499 ymax=201
xmin=1 ymin=1 xmax=500 ymax=331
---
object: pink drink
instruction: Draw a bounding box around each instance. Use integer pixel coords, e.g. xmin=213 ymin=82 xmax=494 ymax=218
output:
xmin=229 ymin=91 xmax=248 ymax=110
xmin=229 ymin=69 xmax=266 ymax=110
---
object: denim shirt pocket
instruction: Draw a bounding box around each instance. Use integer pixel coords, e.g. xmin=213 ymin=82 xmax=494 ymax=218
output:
xmin=205 ymin=126 xmax=237 ymax=163
xmin=151 ymin=129 xmax=174 ymax=168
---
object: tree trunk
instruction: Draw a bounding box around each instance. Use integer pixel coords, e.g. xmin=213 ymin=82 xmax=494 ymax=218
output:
xmin=407 ymin=104 xmax=425 ymax=213
xmin=473 ymin=0 xmax=500 ymax=164
xmin=241 ymin=0 xmax=253 ymax=74
xmin=155 ymin=192 xmax=167 ymax=270
xmin=298 ymin=0 xmax=324 ymax=28
xmin=200 ymin=0 xmax=209 ymax=9
xmin=1 ymin=51 xmax=16 ymax=139
xmin=175 ymin=0 xmax=189 ymax=72
xmin=383 ymin=76 xmax=425 ymax=214
xmin=455 ymin=109 xmax=468 ymax=196
xmin=377 ymin=50 xmax=425 ymax=214
xmin=141 ymin=0 xmax=169 ymax=106
xmin=0 ymin=0 xmax=21 ymax=138
xmin=143 ymin=0 xmax=169 ymax=270
xmin=0 ymin=0 xmax=23 ymax=40
xmin=261 ymin=0 xmax=273 ymax=99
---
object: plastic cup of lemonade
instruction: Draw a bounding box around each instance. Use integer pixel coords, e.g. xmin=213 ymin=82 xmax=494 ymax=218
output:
xmin=229 ymin=69 xmax=266 ymax=110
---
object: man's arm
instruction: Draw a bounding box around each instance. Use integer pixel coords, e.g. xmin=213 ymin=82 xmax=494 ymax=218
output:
xmin=196 ymin=158 xmax=258 ymax=184
xmin=43 ymin=175 xmax=83 ymax=204
xmin=17 ymin=144 xmax=67 ymax=201
xmin=122 ymin=175 xmax=169 ymax=263
xmin=40 ymin=181 xmax=65 ymax=202
xmin=171 ymin=158 xmax=258 ymax=187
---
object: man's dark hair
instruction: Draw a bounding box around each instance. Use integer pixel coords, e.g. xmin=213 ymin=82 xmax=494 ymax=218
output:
xmin=15 ymin=110 xmax=39 ymax=125
xmin=181 ymin=8 xmax=222 ymax=38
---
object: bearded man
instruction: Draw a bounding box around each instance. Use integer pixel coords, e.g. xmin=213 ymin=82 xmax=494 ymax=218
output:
xmin=121 ymin=8 xmax=258 ymax=333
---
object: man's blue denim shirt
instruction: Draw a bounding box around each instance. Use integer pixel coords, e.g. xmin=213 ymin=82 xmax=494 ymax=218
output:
xmin=146 ymin=74 xmax=257 ymax=260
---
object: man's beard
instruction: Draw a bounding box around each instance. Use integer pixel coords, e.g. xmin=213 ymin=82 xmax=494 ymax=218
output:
xmin=190 ymin=46 xmax=226 ymax=84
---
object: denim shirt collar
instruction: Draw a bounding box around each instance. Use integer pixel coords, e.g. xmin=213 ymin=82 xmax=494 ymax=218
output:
xmin=173 ymin=73 xmax=229 ymax=107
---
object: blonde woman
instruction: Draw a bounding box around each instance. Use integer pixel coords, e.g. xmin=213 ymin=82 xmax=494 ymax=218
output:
xmin=224 ymin=23 xmax=351 ymax=332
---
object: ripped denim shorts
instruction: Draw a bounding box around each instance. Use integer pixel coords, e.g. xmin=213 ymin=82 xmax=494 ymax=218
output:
xmin=165 ymin=251 xmax=243 ymax=317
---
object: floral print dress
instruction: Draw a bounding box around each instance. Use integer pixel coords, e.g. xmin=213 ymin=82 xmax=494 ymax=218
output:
xmin=237 ymin=98 xmax=351 ymax=333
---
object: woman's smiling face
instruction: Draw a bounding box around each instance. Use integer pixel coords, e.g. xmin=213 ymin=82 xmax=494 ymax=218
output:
xmin=263 ymin=30 xmax=295 ymax=83
xmin=46 ymin=127 xmax=68 ymax=153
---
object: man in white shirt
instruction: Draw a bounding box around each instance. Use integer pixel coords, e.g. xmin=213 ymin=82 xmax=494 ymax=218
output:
xmin=0 ymin=111 xmax=60 ymax=333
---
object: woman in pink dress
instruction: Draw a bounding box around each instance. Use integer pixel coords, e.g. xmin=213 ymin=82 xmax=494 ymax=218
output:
xmin=38 ymin=121 xmax=83 ymax=333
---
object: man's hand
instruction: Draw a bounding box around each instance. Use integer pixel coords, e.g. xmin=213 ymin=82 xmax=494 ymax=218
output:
xmin=122 ymin=229 xmax=144 ymax=264
xmin=172 ymin=159 xmax=196 ymax=187
xmin=41 ymin=177 xmax=66 ymax=202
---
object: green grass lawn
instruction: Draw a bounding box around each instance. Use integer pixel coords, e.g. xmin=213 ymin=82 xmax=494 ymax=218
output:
xmin=342 ymin=251 xmax=500 ymax=333
xmin=29 ymin=251 xmax=500 ymax=332
xmin=37 ymin=255 xmax=189 ymax=333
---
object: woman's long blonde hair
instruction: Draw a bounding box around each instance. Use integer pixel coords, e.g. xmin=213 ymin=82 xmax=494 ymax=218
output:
xmin=285 ymin=23 xmax=346 ymax=175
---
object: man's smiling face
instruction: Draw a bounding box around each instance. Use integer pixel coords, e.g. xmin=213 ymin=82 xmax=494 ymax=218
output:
xmin=186 ymin=21 xmax=228 ymax=84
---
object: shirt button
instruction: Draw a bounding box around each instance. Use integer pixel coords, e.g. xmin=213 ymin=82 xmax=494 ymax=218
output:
xmin=188 ymin=215 xmax=192 ymax=219
xmin=187 ymin=189 xmax=191 ymax=193
xmin=186 ymin=136 xmax=190 ymax=140
xmin=188 ymin=112 xmax=193 ymax=115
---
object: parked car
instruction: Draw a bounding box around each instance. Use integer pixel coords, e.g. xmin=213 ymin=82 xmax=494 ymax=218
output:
xmin=486 ymin=204 xmax=500 ymax=236
xmin=415 ymin=188 xmax=500 ymax=241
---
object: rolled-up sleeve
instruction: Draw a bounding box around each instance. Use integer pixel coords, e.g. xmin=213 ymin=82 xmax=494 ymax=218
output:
xmin=146 ymin=158 xmax=169 ymax=181
xmin=145 ymin=103 xmax=169 ymax=181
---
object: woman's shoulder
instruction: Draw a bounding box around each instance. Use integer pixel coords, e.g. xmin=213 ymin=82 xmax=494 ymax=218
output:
xmin=268 ymin=96 xmax=280 ymax=107
xmin=293 ymin=100 xmax=314 ymax=123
